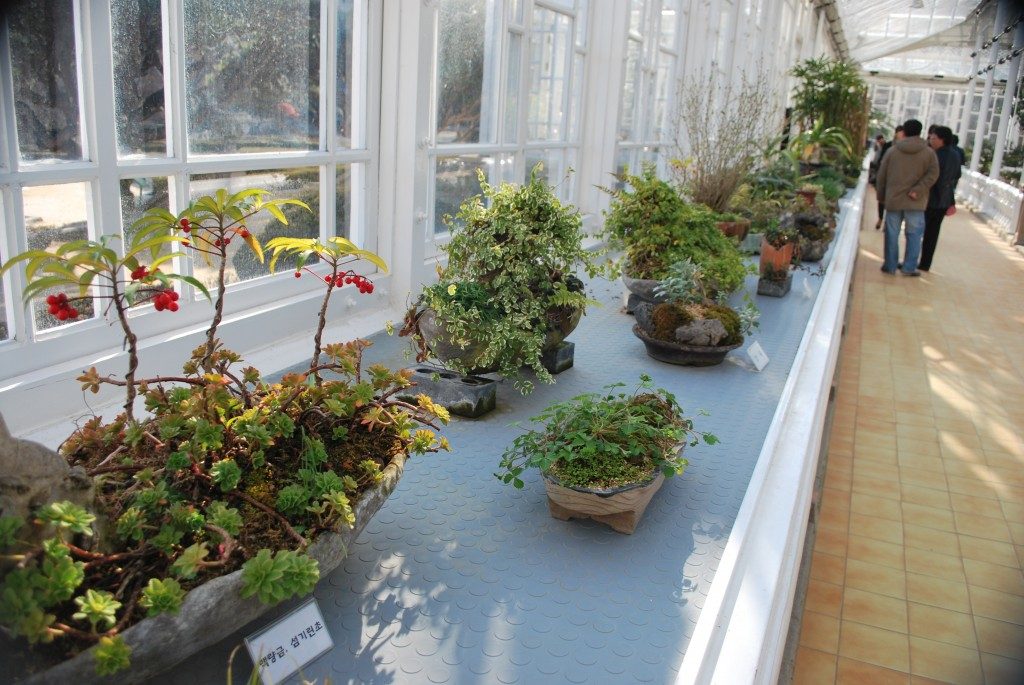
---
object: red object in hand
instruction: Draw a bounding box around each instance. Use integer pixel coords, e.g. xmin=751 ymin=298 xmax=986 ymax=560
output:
xmin=945 ymin=206 xmax=956 ymax=216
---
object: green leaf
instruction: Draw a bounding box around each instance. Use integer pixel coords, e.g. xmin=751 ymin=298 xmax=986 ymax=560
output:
xmin=240 ymin=549 xmax=319 ymax=605
xmin=35 ymin=502 xmax=95 ymax=536
xmin=210 ymin=458 xmax=242 ymax=492
xmin=170 ymin=543 xmax=209 ymax=580
xmin=0 ymin=516 xmax=24 ymax=549
xmin=72 ymin=589 xmax=121 ymax=630
xmin=94 ymin=635 xmax=132 ymax=676
xmin=139 ymin=578 xmax=186 ymax=617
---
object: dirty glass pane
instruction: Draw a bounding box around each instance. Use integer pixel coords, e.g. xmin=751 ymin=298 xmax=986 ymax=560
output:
xmin=569 ymin=52 xmax=583 ymax=142
xmin=524 ymin=148 xmax=573 ymax=202
xmin=629 ymin=0 xmax=646 ymax=35
xmin=436 ymin=0 xmax=495 ymax=144
xmin=189 ymin=168 xmax=320 ymax=287
xmin=8 ymin=0 xmax=83 ymax=162
xmin=434 ymin=155 xmax=494 ymax=234
xmin=112 ymin=0 xmax=166 ymax=157
xmin=183 ymin=0 xmax=320 ymax=154
xmin=646 ymin=51 xmax=671 ymax=141
xmin=528 ymin=8 xmax=570 ymax=142
xmin=336 ymin=165 xmax=351 ymax=239
xmin=575 ymin=1 xmax=588 ymax=48
xmin=336 ymin=0 xmax=354 ymax=147
xmin=24 ymin=183 xmax=95 ymax=330
xmin=660 ymin=0 xmax=679 ymax=48
xmin=120 ymin=176 xmax=171 ymax=307
xmin=505 ymin=33 xmax=522 ymax=142
xmin=619 ymin=39 xmax=641 ymax=142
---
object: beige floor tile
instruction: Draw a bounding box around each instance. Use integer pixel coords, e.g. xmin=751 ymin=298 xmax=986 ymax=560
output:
xmin=900 ymin=483 xmax=950 ymax=510
xmin=980 ymin=652 xmax=1024 ymax=685
xmin=1000 ymin=500 xmax=1024 ymax=523
xmin=907 ymin=602 xmax=977 ymax=649
xmin=905 ymin=572 xmax=971 ymax=613
xmin=903 ymin=523 xmax=959 ymax=555
xmin=967 ymin=585 xmax=1024 ymax=625
xmin=843 ymin=587 xmax=908 ymax=633
xmin=954 ymin=511 xmax=1013 ymax=543
xmin=900 ymin=466 xmax=948 ymax=491
xmin=973 ymin=616 xmax=1024 ymax=660
xmin=849 ymin=512 xmax=903 ymax=545
xmin=840 ymin=621 xmax=910 ymax=672
xmin=901 ymin=501 xmax=956 ymax=533
xmin=847 ymin=534 xmax=905 ymax=571
xmin=908 ymin=636 xmax=984 ymax=685
xmin=825 ymin=470 xmax=853 ymax=492
xmin=852 ymin=492 xmax=903 ymax=521
xmin=836 ymin=656 xmax=910 ymax=684
xmin=961 ymin=558 xmax=1024 ymax=596
xmin=905 ymin=547 xmax=964 ymax=582
xmin=946 ymin=475 xmax=1001 ymax=500
xmin=820 ymin=498 xmax=851 ymax=532
xmin=806 ymin=579 xmax=844 ymax=618
xmin=896 ymin=411 xmax=934 ymax=428
xmin=845 ymin=559 xmax=907 ymax=600
xmin=897 ymin=452 xmax=945 ymax=472
xmin=909 ymin=675 xmax=952 ymax=685
xmin=816 ymin=526 xmax=849 ymax=557
xmin=948 ymin=492 xmax=1006 ymax=519
xmin=793 ymin=646 xmax=837 ymax=685
xmin=853 ymin=473 xmax=902 ymax=499
xmin=800 ymin=609 xmax=841 ymax=654
xmin=811 ymin=550 xmax=846 ymax=586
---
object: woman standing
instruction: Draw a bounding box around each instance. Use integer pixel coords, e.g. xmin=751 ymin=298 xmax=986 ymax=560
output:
xmin=919 ymin=125 xmax=961 ymax=272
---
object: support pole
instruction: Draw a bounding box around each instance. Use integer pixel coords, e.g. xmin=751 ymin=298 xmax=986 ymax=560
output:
xmin=970 ymin=0 xmax=1009 ymax=172
xmin=958 ymin=13 xmax=985 ymax=143
xmin=991 ymin=22 xmax=1024 ymax=179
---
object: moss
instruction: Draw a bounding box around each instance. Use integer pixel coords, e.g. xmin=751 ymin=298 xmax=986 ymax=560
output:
xmin=548 ymin=453 xmax=656 ymax=490
xmin=648 ymin=301 xmax=742 ymax=345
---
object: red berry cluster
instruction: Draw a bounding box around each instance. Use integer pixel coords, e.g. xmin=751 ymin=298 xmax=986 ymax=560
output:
xmin=325 ymin=273 xmax=374 ymax=293
xmin=130 ymin=265 xmax=149 ymax=281
xmin=46 ymin=293 xmax=79 ymax=321
xmin=180 ymin=218 xmax=191 ymax=233
xmin=152 ymin=290 xmax=180 ymax=312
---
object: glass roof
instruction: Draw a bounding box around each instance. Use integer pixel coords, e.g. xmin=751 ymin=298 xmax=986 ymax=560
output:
xmin=836 ymin=0 xmax=976 ymax=64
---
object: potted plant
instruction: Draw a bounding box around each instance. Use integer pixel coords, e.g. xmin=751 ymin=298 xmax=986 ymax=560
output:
xmin=401 ymin=166 xmax=603 ymax=394
xmin=631 ymin=259 xmax=758 ymax=366
xmin=790 ymin=195 xmax=833 ymax=262
xmin=713 ymin=211 xmax=751 ymax=242
xmin=602 ymin=169 xmax=749 ymax=310
xmin=0 ymin=189 xmax=449 ymax=683
xmin=495 ymin=375 xmax=717 ymax=534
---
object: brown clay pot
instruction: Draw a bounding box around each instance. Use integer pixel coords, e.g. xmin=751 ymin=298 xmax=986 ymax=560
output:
xmin=716 ymin=219 xmax=751 ymax=241
xmin=760 ymin=238 xmax=794 ymax=272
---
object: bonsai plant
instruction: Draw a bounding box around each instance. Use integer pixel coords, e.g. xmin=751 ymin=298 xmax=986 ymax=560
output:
xmin=601 ymin=168 xmax=749 ymax=308
xmin=401 ymin=165 xmax=604 ymax=394
xmin=789 ymin=194 xmax=833 ymax=262
xmin=0 ymin=189 xmax=449 ymax=682
xmin=495 ymin=375 xmax=717 ymax=534
xmin=632 ymin=258 xmax=758 ymax=366
xmin=760 ymin=221 xmax=800 ymax=272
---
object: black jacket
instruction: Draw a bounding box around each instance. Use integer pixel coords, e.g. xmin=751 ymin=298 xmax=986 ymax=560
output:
xmin=928 ymin=146 xmax=961 ymax=210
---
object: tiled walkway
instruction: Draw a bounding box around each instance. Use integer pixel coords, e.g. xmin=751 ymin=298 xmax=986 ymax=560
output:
xmin=793 ymin=193 xmax=1024 ymax=685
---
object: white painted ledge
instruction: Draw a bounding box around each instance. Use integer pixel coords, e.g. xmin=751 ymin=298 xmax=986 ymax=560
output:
xmin=676 ymin=174 xmax=865 ymax=685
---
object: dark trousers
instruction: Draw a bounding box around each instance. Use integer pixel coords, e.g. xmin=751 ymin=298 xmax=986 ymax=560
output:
xmin=919 ymin=207 xmax=947 ymax=271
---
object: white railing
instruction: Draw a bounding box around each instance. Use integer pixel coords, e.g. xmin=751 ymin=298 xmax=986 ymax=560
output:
xmin=676 ymin=174 xmax=865 ymax=685
xmin=957 ymin=168 xmax=1023 ymax=241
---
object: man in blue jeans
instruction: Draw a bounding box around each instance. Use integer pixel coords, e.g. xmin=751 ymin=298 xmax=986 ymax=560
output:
xmin=874 ymin=119 xmax=939 ymax=276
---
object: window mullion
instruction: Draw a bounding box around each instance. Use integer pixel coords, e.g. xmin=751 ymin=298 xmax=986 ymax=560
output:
xmin=321 ymin=0 xmax=336 ymax=242
xmin=165 ymin=0 xmax=194 ymax=286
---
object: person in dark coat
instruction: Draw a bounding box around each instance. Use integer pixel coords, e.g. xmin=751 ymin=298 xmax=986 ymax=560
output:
xmin=918 ymin=126 xmax=961 ymax=272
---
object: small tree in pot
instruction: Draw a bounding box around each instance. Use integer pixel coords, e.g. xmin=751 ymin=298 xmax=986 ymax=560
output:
xmin=496 ymin=375 xmax=717 ymax=534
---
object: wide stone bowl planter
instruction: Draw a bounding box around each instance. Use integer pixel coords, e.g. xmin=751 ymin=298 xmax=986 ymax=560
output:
xmin=799 ymin=237 xmax=829 ymax=262
xmin=18 ymin=453 xmax=408 ymax=685
xmin=544 ymin=469 xmax=666 ymax=534
xmin=417 ymin=305 xmax=582 ymax=375
xmin=621 ymin=274 xmax=667 ymax=305
xmin=632 ymin=324 xmax=741 ymax=367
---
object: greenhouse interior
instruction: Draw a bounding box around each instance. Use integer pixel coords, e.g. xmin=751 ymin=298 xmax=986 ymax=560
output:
xmin=1 ymin=0 xmax=1023 ymax=683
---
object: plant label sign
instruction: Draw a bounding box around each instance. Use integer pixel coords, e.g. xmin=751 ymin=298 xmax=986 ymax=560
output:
xmin=747 ymin=341 xmax=769 ymax=371
xmin=245 ymin=597 xmax=333 ymax=685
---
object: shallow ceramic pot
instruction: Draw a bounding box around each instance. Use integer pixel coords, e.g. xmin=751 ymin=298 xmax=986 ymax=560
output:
xmin=544 ymin=469 xmax=666 ymax=534
xmin=18 ymin=453 xmax=409 ymax=685
xmin=716 ymin=219 xmax=751 ymax=242
xmin=632 ymin=323 xmax=741 ymax=367
xmin=621 ymin=274 xmax=667 ymax=306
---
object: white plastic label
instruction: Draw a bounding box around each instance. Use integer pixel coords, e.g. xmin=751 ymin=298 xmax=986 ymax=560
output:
xmin=245 ymin=597 xmax=333 ymax=685
xmin=747 ymin=341 xmax=769 ymax=371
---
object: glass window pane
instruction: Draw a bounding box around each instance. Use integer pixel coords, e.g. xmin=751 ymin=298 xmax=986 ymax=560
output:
xmin=569 ymin=52 xmax=583 ymax=142
xmin=120 ymin=176 xmax=171 ymax=308
xmin=629 ymin=0 xmax=646 ymax=35
xmin=0 ymin=196 xmax=7 ymax=341
xmin=336 ymin=0 xmax=354 ymax=147
xmin=112 ymin=0 xmax=166 ymax=157
xmin=336 ymin=165 xmax=351 ymax=239
xmin=575 ymin=1 xmax=588 ymax=48
xmin=528 ymin=9 xmax=570 ymax=142
xmin=505 ymin=33 xmax=522 ymax=142
xmin=619 ymin=39 xmax=641 ymax=142
xmin=524 ymin=148 xmax=571 ymax=203
xmin=183 ymin=0 xmax=320 ymax=154
xmin=8 ymin=0 xmax=83 ymax=162
xmin=434 ymin=154 xmax=494 ymax=234
xmin=437 ymin=0 xmax=496 ymax=144
xmin=24 ymin=183 xmax=94 ymax=330
xmin=660 ymin=0 xmax=679 ymax=48
xmin=646 ymin=51 xmax=671 ymax=142
xmin=189 ymin=168 xmax=320 ymax=287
